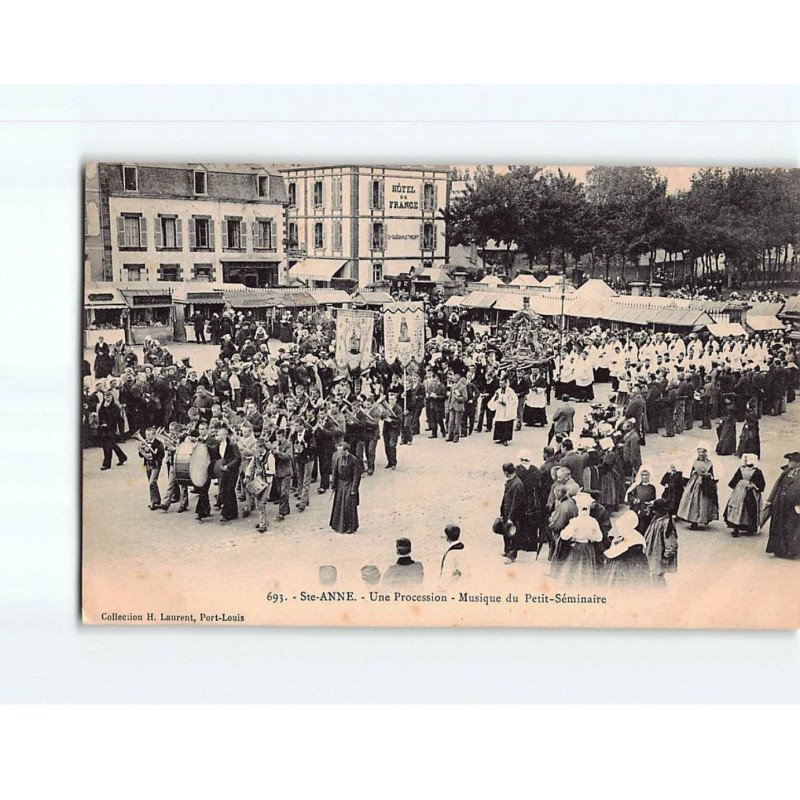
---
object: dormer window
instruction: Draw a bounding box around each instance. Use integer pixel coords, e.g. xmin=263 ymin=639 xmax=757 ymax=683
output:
xmin=122 ymin=165 xmax=138 ymax=191
xmin=194 ymin=169 xmax=207 ymax=195
xmin=258 ymin=174 xmax=270 ymax=197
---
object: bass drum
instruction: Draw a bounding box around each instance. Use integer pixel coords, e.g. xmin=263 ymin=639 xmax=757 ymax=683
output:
xmin=189 ymin=442 xmax=211 ymax=487
xmin=173 ymin=439 xmax=195 ymax=485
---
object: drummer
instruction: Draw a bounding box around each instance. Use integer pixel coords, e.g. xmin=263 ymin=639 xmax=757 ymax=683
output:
xmin=161 ymin=421 xmax=189 ymax=514
xmin=193 ymin=420 xmax=218 ymax=522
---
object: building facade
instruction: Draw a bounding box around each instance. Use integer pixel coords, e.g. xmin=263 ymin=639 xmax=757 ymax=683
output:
xmin=281 ymin=165 xmax=450 ymax=287
xmin=85 ymin=163 xmax=288 ymax=287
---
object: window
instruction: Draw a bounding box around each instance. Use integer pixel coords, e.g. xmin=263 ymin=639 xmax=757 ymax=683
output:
xmin=332 ymin=177 xmax=343 ymax=210
xmin=423 ymin=182 xmax=435 ymax=211
xmin=194 ymin=170 xmax=207 ymax=195
xmin=155 ymin=216 xmax=182 ymax=250
xmin=159 ymin=265 xmax=179 ymax=281
xmin=370 ymin=178 xmax=384 ymax=209
xmin=117 ymin=214 xmax=146 ymax=249
xmin=314 ymin=222 xmax=324 ymax=250
xmin=372 ymin=262 xmax=383 ymax=283
xmin=223 ymin=218 xmax=244 ymax=250
xmin=124 ymin=264 xmax=144 ymax=282
xmin=313 ymin=180 xmax=323 ymax=207
xmin=255 ymin=218 xmax=276 ymax=250
xmin=190 ymin=217 xmax=214 ymax=250
xmin=371 ymin=222 xmax=384 ymax=251
xmin=288 ymin=182 xmax=296 ymax=207
xmin=332 ymin=220 xmax=342 ymax=251
xmin=122 ymin=165 xmax=138 ymax=191
xmin=258 ymin=174 xmax=270 ymax=197
xmin=193 ymin=264 xmax=213 ymax=282
xmin=288 ymin=221 xmax=298 ymax=248
xmin=422 ymin=222 xmax=435 ymax=250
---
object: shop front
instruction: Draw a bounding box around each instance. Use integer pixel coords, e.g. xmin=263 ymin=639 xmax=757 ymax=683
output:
xmin=222 ymin=260 xmax=280 ymax=288
xmin=120 ymin=288 xmax=174 ymax=345
xmin=84 ymin=286 xmax=129 ymax=347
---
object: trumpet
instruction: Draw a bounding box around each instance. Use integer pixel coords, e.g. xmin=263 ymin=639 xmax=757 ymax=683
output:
xmin=153 ymin=427 xmax=178 ymax=451
xmin=132 ymin=431 xmax=155 ymax=458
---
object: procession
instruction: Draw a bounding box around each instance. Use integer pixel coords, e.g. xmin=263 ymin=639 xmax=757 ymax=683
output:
xmin=82 ymin=297 xmax=800 ymax=594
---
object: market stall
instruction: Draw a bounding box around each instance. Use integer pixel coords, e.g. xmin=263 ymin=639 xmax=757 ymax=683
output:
xmin=83 ymin=285 xmax=129 ymax=348
xmin=120 ymin=288 xmax=174 ymax=345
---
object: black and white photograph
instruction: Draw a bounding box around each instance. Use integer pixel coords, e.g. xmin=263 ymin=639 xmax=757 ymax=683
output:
xmin=81 ymin=161 xmax=800 ymax=628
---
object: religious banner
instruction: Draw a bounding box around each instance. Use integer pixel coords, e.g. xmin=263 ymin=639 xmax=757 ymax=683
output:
xmin=334 ymin=308 xmax=374 ymax=370
xmin=383 ymin=301 xmax=425 ymax=367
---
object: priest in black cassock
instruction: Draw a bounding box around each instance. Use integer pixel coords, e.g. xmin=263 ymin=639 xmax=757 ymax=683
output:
xmin=329 ymin=441 xmax=362 ymax=534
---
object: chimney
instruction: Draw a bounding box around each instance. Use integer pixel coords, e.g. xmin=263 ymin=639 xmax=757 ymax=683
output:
xmin=630 ymin=281 xmax=646 ymax=297
xmin=650 ymin=282 xmax=662 ymax=297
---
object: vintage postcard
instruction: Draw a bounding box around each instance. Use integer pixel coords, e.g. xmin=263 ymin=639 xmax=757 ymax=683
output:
xmin=81 ymin=162 xmax=800 ymax=628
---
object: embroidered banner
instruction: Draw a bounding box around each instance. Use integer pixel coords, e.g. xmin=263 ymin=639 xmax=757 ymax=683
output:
xmin=383 ymin=301 xmax=425 ymax=367
xmin=335 ymin=308 xmax=374 ymax=370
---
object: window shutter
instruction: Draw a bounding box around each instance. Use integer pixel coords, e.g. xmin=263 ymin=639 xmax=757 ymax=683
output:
xmin=240 ymin=221 xmax=247 ymax=250
xmin=379 ymin=179 xmax=385 ymax=208
xmin=189 ymin=219 xmax=196 ymax=250
xmin=433 ymin=224 xmax=438 ymax=251
xmin=434 ymin=184 xmax=439 ymax=213
xmin=221 ymin=220 xmax=229 ymax=249
xmin=153 ymin=217 xmax=163 ymax=249
xmin=208 ymin=220 xmax=215 ymax=249
xmin=419 ymin=223 xmax=425 ymax=249
xmin=117 ymin=216 xmax=126 ymax=248
xmin=175 ymin=219 xmax=183 ymax=249
xmin=270 ymin=220 xmax=277 ymax=250
xmin=139 ymin=217 xmax=148 ymax=248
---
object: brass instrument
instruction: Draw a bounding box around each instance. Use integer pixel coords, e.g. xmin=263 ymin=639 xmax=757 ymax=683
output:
xmin=153 ymin=427 xmax=179 ymax=451
xmin=132 ymin=431 xmax=155 ymax=458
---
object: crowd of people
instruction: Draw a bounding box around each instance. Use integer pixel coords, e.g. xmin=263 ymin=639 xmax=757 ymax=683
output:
xmin=82 ymin=301 xmax=800 ymax=583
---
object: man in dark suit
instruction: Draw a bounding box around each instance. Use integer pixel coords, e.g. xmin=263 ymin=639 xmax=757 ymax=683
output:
xmin=214 ymin=423 xmax=242 ymax=522
xmin=621 ymin=421 xmax=642 ymax=481
xmin=558 ymin=438 xmax=585 ymax=488
xmin=624 ymin=386 xmax=647 ymax=445
xmin=500 ymin=462 xmax=526 ymax=563
xmin=192 ymin=311 xmax=206 ymax=344
xmin=97 ymin=392 xmax=128 ymax=470
xmin=549 ymin=395 xmax=575 ymax=445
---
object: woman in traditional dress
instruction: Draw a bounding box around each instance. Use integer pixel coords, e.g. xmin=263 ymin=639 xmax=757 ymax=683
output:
xmin=659 ymin=462 xmax=684 ymax=517
xmin=724 ymin=453 xmax=766 ymax=537
xmin=604 ymin=510 xmax=651 ymax=589
xmin=715 ymin=399 xmax=737 ymax=456
xmin=598 ymin=436 xmax=622 ymax=512
xmin=111 ymin=340 xmax=126 ymax=377
xmin=677 ymin=443 xmax=719 ymax=530
xmin=582 ymin=447 xmax=603 ymax=496
xmin=555 ymin=493 xmax=604 ymax=586
xmin=643 ymin=498 xmax=679 ymax=587
xmin=625 ymin=465 xmax=657 ymax=534
xmin=735 ymin=412 xmax=761 ymax=458
xmin=93 ymin=337 xmax=114 ymax=379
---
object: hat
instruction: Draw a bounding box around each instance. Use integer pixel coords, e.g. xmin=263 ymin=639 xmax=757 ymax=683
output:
xmin=784 ymin=451 xmax=800 ymax=461
xmin=575 ymin=492 xmax=593 ymax=511
xmin=517 ymin=450 xmax=533 ymax=464
xmin=741 ymin=453 xmax=759 ymax=466
xmin=492 ymin=518 xmax=516 ymax=537
xmin=604 ymin=511 xmax=646 ymax=559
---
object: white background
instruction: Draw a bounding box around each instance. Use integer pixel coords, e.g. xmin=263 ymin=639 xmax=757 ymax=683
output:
xmin=0 ymin=86 xmax=799 ymax=705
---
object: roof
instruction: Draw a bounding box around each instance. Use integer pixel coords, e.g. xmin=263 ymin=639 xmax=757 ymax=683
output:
xmin=746 ymin=315 xmax=785 ymax=331
xmin=444 ymin=295 xmax=463 ymax=307
xmin=413 ymin=267 xmax=451 ymax=283
xmin=538 ymin=275 xmax=565 ymax=287
xmin=224 ymin=289 xmax=317 ymax=309
xmin=84 ymin=285 xmax=127 ymax=308
xmin=648 ymin=306 xmax=713 ymax=328
xmin=351 ymin=290 xmax=394 ymax=306
xmin=288 ymin=259 xmax=347 ymax=282
xmin=575 ymin=278 xmax=616 ymax=298
xmin=307 ymin=289 xmax=351 ymax=305
xmin=492 ymin=294 xmax=527 ymax=312
xmin=508 ymin=274 xmax=540 ymax=288
xmin=780 ymin=295 xmax=800 ymax=316
xmin=478 ymin=274 xmax=504 ymax=285
xmin=748 ymin=301 xmax=784 ymax=316
xmin=706 ymin=322 xmax=747 ymax=337
xmin=461 ymin=291 xmax=498 ymax=309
